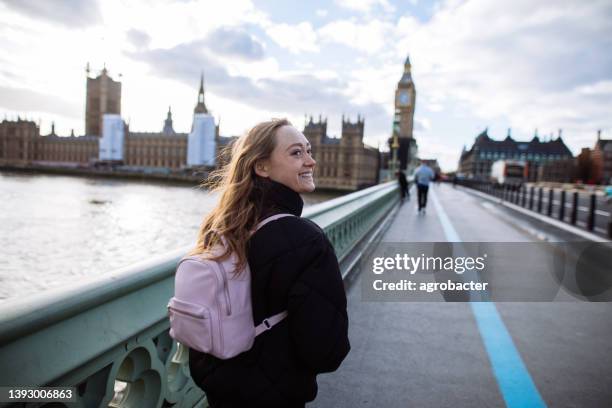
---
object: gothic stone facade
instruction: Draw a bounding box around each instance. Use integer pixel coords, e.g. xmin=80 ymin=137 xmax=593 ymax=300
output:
xmin=303 ymin=116 xmax=379 ymax=191
xmin=0 ymin=119 xmax=97 ymax=165
xmin=0 ymin=114 xmax=229 ymax=170
xmin=85 ymin=67 xmax=121 ymax=137
xmin=458 ymin=129 xmax=573 ymax=182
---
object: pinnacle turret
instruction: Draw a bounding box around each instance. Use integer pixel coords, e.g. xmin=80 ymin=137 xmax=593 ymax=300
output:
xmin=194 ymin=71 xmax=208 ymax=114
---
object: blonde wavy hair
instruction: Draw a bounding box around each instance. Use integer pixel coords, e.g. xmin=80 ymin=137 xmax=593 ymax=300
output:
xmin=189 ymin=118 xmax=291 ymax=269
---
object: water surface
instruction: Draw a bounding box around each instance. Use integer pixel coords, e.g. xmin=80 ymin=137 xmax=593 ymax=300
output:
xmin=0 ymin=172 xmax=340 ymax=301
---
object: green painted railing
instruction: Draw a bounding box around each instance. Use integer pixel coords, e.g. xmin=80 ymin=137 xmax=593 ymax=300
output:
xmin=0 ymin=181 xmax=399 ymax=408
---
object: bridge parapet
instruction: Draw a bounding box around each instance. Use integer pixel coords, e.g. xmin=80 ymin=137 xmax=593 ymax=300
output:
xmin=457 ymin=179 xmax=612 ymax=239
xmin=0 ymin=181 xmax=398 ymax=408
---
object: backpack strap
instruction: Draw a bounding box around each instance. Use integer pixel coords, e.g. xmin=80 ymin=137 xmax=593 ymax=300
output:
xmin=255 ymin=311 xmax=288 ymax=336
xmin=254 ymin=213 xmax=295 ymax=232
xmin=251 ymin=214 xmax=293 ymax=335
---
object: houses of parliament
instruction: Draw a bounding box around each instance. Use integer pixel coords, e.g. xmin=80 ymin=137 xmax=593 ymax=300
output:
xmin=0 ymin=57 xmax=418 ymax=191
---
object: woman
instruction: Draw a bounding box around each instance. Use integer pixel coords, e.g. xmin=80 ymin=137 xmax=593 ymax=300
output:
xmin=188 ymin=118 xmax=350 ymax=407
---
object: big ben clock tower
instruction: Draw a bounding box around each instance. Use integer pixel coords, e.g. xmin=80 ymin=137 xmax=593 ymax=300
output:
xmin=395 ymin=55 xmax=416 ymax=138
xmin=389 ymin=55 xmax=418 ymax=172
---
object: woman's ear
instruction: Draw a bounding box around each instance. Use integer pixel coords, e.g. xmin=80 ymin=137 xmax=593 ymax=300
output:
xmin=254 ymin=160 xmax=269 ymax=177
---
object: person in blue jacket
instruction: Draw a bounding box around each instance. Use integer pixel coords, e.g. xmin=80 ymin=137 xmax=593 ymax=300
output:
xmin=413 ymin=160 xmax=435 ymax=213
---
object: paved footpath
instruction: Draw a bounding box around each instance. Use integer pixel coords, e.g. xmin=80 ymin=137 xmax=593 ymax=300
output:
xmin=311 ymin=183 xmax=612 ymax=408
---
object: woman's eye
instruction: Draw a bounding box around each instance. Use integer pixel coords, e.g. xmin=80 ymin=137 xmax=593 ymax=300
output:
xmin=292 ymin=150 xmax=302 ymax=156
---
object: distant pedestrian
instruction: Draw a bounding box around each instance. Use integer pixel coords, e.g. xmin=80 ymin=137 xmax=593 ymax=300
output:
xmin=397 ymin=170 xmax=409 ymax=202
xmin=605 ymin=185 xmax=612 ymax=238
xmin=413 ymin=160 xmax=435 ymax=213
xmin=187 ymin=119 xmax=350 ymax=407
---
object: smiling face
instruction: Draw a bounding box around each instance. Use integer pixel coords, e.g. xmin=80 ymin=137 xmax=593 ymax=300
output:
xmin=254 ymin=125 xmax=316 ymax=193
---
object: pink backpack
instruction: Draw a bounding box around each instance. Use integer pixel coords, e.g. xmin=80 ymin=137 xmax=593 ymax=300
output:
xmin=168 ymin=214 xmax=293 ymax=359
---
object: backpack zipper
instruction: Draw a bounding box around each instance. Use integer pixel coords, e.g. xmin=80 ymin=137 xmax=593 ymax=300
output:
xmin=216 ymin=261 xmax=232 ymax=316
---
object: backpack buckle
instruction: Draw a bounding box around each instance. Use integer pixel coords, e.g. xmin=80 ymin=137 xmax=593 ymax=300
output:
xmin=263 ymin=319 xmax=271 ymax=329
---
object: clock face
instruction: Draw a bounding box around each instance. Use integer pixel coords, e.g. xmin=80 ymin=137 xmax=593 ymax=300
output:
xmin=399 ymin=91 xmax=410 ymax=106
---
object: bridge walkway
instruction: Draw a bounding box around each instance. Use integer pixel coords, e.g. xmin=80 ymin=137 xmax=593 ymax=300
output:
xmin=312 ymin=182 xmax=612 ymax=408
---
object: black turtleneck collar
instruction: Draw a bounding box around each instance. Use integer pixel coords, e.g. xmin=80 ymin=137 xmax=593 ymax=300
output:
xmin=251 ymin=177 xmax=304 ymax=220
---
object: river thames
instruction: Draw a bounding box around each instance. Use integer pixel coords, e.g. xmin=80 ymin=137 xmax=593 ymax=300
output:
xmin=0 ymin=172 xmax=341 ymax=302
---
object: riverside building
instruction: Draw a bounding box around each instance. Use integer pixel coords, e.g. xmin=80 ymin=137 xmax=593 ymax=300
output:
xmin=303 ymin=115 xmax=380 ymax=191
xmin=458 ymin=129 xmax=574 ymax=182
xmin=0 ymin=68 xmax=227 ymax=170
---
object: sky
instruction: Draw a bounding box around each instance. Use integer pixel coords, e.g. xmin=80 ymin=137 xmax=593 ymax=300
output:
xmin=0 ymin=0 xmax=611 ymax=172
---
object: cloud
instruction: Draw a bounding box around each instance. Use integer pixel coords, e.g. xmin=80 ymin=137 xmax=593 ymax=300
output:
xmin=0 ymin=86 xmax=80 ymax=118
xmin=126 ymin=29 xmax=151 ymax=49
xmin=334 ymin=0 xmax=395 ymax=14
xmin=125 ymin=40 xmax=389 ymax=137
xmin=204 ymin=26 xmax=265 ymax=61
xmin=316 ymin=9 xmax=328 ymax=17
xmin=265 ymin=22 xmax=319 ymax=54
xmin=0 ymin=0 xmax=102 ymax=28
xmin=414 ymin=117 xmax=431 ymax=132
xmin=318 ymin=19 xmax=394 ymax=54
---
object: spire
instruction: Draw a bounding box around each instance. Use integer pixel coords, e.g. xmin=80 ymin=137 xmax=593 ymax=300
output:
xmin=400 ymin=54 xmax=413 ymax=84
xmin=163 ymin=105 xmax=175 ymax=134
xmin=51 ymin=121 xmax=56 ymax=136
xmin=194 ymin=71 xmax=208 ymax=114
xmin=597 ymin=129 xmax=601 ymax=140
xmin=70 ymin=128 xmax=75 ymax=137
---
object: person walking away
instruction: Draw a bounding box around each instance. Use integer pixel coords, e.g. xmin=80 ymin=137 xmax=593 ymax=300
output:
xmin=605 ymin=184 xmax=612 ymax=238
xmin=397 ymin=170 xmax=409 ymax=202
xmin=413 ymin=160 xmax=435 ymax=213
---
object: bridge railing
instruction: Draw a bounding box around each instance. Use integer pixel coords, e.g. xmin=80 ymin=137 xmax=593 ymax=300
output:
xmin=457 ymin=179 xmax=612 ymax=238
xmin=0 ymin=181 xmax=399 ymax=408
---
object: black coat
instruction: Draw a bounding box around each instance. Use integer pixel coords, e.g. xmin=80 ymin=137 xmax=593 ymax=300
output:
xmin=189 ymin=179 xmax=350 ymax=408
